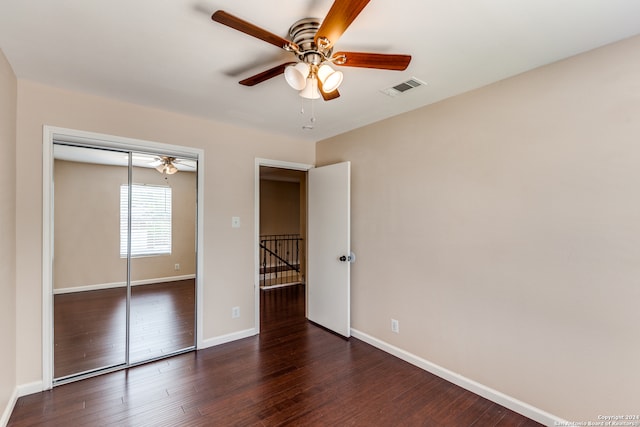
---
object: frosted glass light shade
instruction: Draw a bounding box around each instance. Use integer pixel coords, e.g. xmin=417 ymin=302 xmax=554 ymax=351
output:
xmin=299 ymin=77 xmax=320 ymax=99
xmin=284 ymin=63 xmax=310 ymax=90
xmin=317 ymin=64 xmax=343 ymax=92
xmin=156 ymin=162 xmax=178 ymax=174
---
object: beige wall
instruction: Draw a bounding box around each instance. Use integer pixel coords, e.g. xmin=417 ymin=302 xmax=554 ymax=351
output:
xmin=260 ymin=179 xmax=301 ymax=236
xmin=54 ymin=160 xmax=197 ymax=289
xmin=15 ymin=80 xmax=314 ymax=387
xmin=0 ymin=49 xmax=17 ymax=424
xmin=317 ymin=35 xmax=640 ymax=421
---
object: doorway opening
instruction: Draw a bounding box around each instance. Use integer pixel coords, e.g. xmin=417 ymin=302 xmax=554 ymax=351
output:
xmin=259 ymin=166 xmax=307 ymax=289
xmin=255 ymin=160 xmax=312 ymax=332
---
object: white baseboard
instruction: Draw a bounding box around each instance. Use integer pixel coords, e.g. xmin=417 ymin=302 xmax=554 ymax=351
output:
xmin=350 ymin=328 xmax=562 ymax=427
xmin=200 ymin=328 xmax=258 ymax=350
xmin=54 ymin=274 xmax=196 ymax=294
xmin=16 ymin=381 xmax=44 ymax=397
xmin=0 ymin=388 xmax=17 ymax=427
xmin=1 ymin=381 xmax=44 ymax=427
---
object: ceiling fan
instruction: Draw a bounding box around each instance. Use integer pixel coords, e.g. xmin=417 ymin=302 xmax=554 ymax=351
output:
xmin=211 ymin=0 xmax=412 ymax=101
xmin=152 ymin=156 xmax=195 ymax=175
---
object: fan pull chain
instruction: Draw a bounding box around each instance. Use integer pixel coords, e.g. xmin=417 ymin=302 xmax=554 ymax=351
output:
xmin=300 ymin=98 xmax=316 ymax=130
xmin=310 ymin=98 xmax=316 ymax=123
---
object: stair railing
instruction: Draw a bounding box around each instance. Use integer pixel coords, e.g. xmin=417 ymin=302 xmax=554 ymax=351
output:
xmin=260 ymin=234 xmax=303 ymax=288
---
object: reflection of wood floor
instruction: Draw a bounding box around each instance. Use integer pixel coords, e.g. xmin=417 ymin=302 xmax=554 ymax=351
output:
xmin=12 ymin=284 xmax=543 ymax=426
xmin=54 ymin=279 xmax=195 ymax=379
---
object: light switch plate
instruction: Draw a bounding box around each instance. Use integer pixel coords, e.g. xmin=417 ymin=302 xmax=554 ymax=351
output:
xmin=232 ymin=216 xmax=240 ymax=228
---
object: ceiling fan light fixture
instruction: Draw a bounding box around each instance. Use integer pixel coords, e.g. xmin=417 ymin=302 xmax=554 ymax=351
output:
xmin=317 ymin=64 xmax=343 ymax=92
xmin=155 ymin=156 xmax=180 ymax=175
xmin=284 ymin=62 xmax=309 ymax=90
xmin=299 ymin=77 xmax=320 ymax=99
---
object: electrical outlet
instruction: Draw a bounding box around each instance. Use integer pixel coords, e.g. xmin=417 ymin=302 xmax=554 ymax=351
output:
xmin=174 ymin=263 xmax=180 ymax=271
xmin=391 ymin=319 xmax=399 ymax=334
xmin=232 ymin=306 xmax=240 ymax=319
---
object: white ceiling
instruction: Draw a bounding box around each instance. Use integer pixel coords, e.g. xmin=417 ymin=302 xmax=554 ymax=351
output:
xmin=54 ymin=144 xmax=197 ymax=171
xmin=1 ymin=1 xmax=639 ymax=143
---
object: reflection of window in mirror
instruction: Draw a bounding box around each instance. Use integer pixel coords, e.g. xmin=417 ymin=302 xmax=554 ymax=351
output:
xmin=120 ymin=184 xmax=172 ymax=258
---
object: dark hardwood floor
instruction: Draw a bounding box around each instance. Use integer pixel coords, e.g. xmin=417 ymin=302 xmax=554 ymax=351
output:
xmin=10 ymin=284 xmax=542 ymax=426
xmin=54 ymin=279 xmax=196 ymax=378
xmin=129 ymin=280 xmax=196 ymax=364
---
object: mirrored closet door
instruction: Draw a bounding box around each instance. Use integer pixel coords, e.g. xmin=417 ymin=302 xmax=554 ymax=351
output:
xmin=129 ymin=153 xmax=197 ymax=364
xmin=52 ymin=144 xmax=197 ymax=383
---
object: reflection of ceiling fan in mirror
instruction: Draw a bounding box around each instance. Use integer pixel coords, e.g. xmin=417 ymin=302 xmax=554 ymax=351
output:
xmin=151 ymin=156 xmax=195 ymax=175
xmin=211 ymin=0 xmax=412 ymax=101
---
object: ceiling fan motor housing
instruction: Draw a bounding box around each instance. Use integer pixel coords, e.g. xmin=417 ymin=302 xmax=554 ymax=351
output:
xmin=288 ymin=18 xmax=331 ymax=65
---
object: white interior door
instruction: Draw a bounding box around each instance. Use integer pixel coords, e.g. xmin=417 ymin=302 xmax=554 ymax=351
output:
xmin=307 ymin=161 xmax=351 ymax=338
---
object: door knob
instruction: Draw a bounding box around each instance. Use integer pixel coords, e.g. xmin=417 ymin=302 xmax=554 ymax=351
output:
xmin=339 ymin=252 xmax=356 ymax=263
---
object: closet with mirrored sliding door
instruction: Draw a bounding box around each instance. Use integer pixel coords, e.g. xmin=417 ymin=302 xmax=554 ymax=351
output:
xmin=52 ymin=143 xmax=198 ymax=384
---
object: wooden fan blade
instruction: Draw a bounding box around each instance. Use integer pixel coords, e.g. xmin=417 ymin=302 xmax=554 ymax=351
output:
xmin=239 ymin=62 xmax=295 ymax=86
xmin=314 ymin=0 xmax=371 ymax=50
xmin=212 ymin=10 xmax=297 ymax=51
xmin=318 ymin=78 xmax=341 ymax=101
xmin=332 ymin=52 xmax=411 ymax=70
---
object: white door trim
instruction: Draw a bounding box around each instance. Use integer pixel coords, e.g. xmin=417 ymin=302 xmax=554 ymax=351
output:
xmin=42 ymin=125 xmax=205 ymax=389
xmin=254 ymin=158 xmax=313 ymax=332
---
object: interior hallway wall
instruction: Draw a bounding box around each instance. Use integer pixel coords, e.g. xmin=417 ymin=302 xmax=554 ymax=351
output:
xmin=259 ymin=179 xmax=301 ymax=236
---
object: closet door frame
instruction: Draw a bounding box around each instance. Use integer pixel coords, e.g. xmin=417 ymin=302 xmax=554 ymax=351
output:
xmin=42 ymin=126 xmax=205 ymax=390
